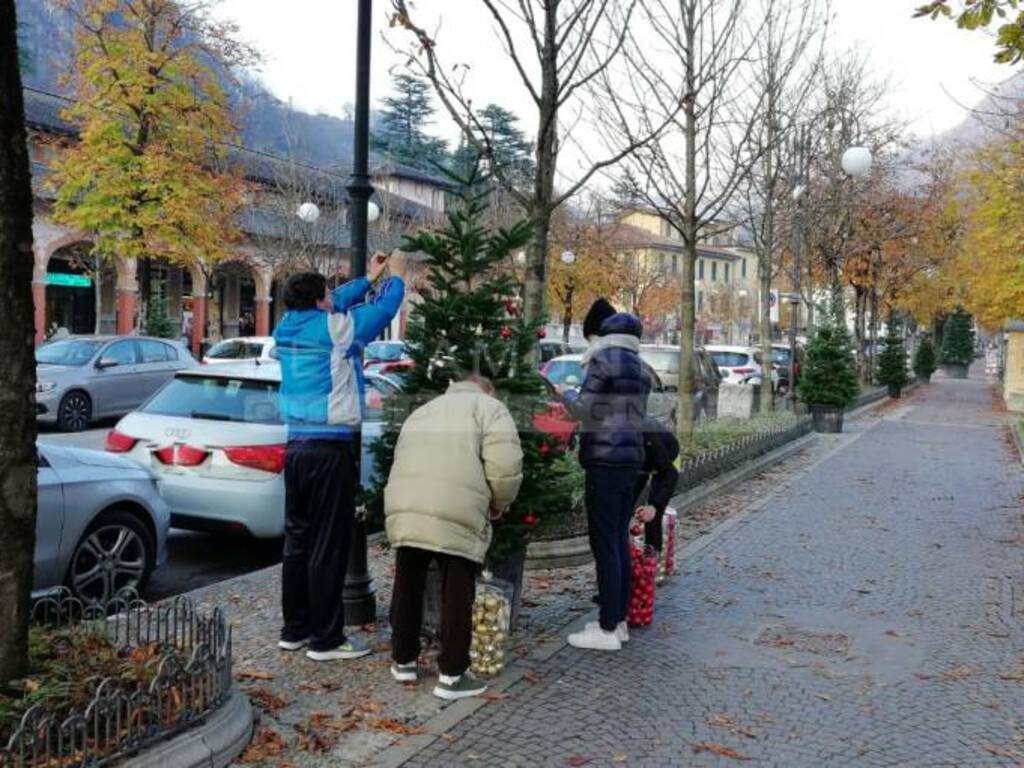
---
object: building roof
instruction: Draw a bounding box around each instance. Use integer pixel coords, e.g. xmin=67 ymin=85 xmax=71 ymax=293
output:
xmin=609 ymin=223 xmax=742 ymax=262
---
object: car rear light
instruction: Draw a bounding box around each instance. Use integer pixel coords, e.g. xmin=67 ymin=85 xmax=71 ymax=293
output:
xmin=154 ymin=447 xmax=176 ymax=465
xmin=733 ymin=367 xmax=755 ymax=375
xmin=224 ymin=444 xmax=286 ymax=474
xmin=176 ymin=445 xmax=210 ymax=466
xmin=106 ymin=430 xmax=138 ymax=453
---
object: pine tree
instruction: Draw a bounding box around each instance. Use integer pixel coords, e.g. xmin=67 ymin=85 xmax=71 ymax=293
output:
xmin=798 ymin=319 xmax=860 ymax=408
xmin=371 ymin=73 xmax=448 ymax=170
xmin=940 ymin=309 xmax=975 ymax=366
xmin=876 ymin=325 xmax=908 ymax=396
xmin=145 ymin=281 xmax=174 ymax=339
xmin=369 ymin=174 xmax=578 ymax=563
xmin=913 ymin=336 xmax=937 ymax=382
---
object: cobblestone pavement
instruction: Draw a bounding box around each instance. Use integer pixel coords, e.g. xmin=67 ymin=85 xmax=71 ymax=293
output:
xmin=402 ymin=376 xmax=1024 ymax=767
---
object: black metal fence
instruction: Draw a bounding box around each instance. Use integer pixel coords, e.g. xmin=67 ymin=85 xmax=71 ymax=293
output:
xmin=675 ymin=417 xmax=813 ymax=494
xmin=1 ymin=589 xmax=232 ymax=768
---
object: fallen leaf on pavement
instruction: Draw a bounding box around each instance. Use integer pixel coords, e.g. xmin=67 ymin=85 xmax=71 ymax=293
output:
xmin=983 ymin=745 xmax=1021 ymax=759
xmin=691 ymin=742 xmax=752 ymax=761
xmin=708 ymin=714 xmax=737 ymax=729
xmin=238 ymin=728 xmax=287 ymax=763
xmin=612 ymin=754 xmax=628 ymax=763
xmin=482 ymin=692 xmax=511 ymax=702
xmin=237 ymin=669 xmax=275 ymax=681
xmin=366 ymin=718 xmax=426 ymax=736
xmin=564 ymin=756 xmax=593 ymax=766
xmin=246 ymin=687 xmax=287 ymax=714
xmin=523 ymin=670 xmax=541 ymax=684
xmin=939 ymin=665 xmax=975 ymax=681
xmin=816 ymin=694 xmax=832 ymax=702
xmin=440 ymin=733 xmax=457 ymax=744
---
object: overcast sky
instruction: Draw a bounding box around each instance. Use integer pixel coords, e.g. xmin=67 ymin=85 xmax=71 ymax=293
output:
xmin=216 ymin=0 xmax=1010 ymax=143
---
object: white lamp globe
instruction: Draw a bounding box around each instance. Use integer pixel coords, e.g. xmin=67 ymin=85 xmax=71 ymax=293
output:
xmin=296 ymin=202 xmax=320 ymax=223
xmin=367 ymin=200 xmax=381 ymax=224
xmin=841 ymin=146 xmax=873 ymax=178
xmin=560 ymin=250 xmax=576 ymax=265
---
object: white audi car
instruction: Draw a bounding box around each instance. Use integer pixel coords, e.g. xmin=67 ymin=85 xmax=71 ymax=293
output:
xmin=105 ymin=362 xmax=398 ymax=538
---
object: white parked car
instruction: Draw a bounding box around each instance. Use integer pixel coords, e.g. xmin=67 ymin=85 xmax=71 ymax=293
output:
xmin=105 ymin=362 xmax=399 ymax=538
xmin=706 ymin=345 xmax=779 ymax=391
xmin=202 ymin=336 xmax=276 ymax=365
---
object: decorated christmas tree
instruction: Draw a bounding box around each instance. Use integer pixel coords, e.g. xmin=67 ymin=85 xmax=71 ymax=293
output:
xmin=940 ymin=309 xmax=975 ymax=366
xmin=145 ymin=281 xmax=174 ymax=339
xmin=876 ymin=325 xmax=908 ymax=396
xmin=913 ymin=336 xmax=937 ymax=382
xmin=369 ymin=177 xmax=578 ymax=564
xmin=798 ymin=318 xmax=860 ymax=408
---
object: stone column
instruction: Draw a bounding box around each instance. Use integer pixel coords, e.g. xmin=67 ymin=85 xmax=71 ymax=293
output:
xmin=115 ymin=257 xmax=138 ymax=336
xmin=32 ymin=248 xmax=48 ymax=344
xmin=253 ymin=265 xmax=273 ymax=337
xmin=222 ymin=270 xmax=241 ymax=339
xmin=189 ymin=266 xmax=208 ymax=358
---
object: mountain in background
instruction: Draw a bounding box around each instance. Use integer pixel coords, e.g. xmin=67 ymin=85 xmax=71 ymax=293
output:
xmin=927 ymin=70 xmax=1024 ymax=151
xmin=15 ymin=0 xmax=360 ymax=168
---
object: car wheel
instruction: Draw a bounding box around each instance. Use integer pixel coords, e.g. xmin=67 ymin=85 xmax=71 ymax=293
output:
xmin=57 ymin=390 xmax=92 ymax=433
xmin=67 ymin=509 xmax=154 ymax=605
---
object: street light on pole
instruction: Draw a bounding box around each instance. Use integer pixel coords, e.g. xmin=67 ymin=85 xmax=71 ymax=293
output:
xmin=343 ymin=0 xmax=376 ymax=626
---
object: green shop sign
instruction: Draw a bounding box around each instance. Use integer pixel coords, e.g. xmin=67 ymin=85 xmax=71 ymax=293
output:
xmin=46 ymin=273 xmax=93 ymax=288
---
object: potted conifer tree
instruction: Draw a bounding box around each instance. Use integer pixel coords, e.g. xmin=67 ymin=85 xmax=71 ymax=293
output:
xmin=876 ymin=325 xmax=908 ymax=398
xmin=940 ymin=309 xmax=974 ymax=379
xmin=912 ymin=335 xmax=937 ymax=383
xmin=798 ymin=322 xmax=860 ymax=433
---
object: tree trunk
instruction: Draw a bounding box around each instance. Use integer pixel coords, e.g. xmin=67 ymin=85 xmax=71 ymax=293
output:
xmin=853 ymin=284 xmax=867 ymax=380
xmin=868 ymin=284 xmax=879 ymax=384
xmin=759 ymin=263 xmax=773 ymax=412
xmin=523 ymin=11 xmax=559 ymax=327
xmin=0 ymin=0 xmax=40 ymax=681
xmin=677 ymin=22 xmax=698 ymax=445
xmin=562 ymin=284 xmax=573 ymax=344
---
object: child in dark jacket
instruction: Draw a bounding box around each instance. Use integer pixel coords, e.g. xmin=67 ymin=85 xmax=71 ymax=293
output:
xmin=633 ymin=416 xmax=680 ymax=552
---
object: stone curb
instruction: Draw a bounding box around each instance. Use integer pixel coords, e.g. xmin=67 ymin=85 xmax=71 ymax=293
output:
xmin=1009 ymin=417 xmax=1024 ymax=465
xmin=120 ymin=688 xmax=254 ymax=768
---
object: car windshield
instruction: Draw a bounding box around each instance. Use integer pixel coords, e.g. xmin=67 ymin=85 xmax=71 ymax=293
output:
xmin=641 ymin=350 xmax=679 ymax=374
xmin=710 ymin=351 xmax=751 ymax=368
xmin=543 ymin=360 xmax=584 ymax=387
xmin=206 ymin=340 xmax=249 ymax=360
xmin=772 ymin=348 xmax=792 ymax=365
xmin=36 ymin=340 xmax=103 ymax=366
xmin=366 ymin=341 xmax=405 ymax=362
xmin=142 ymin=375 xmax=281 ymax=424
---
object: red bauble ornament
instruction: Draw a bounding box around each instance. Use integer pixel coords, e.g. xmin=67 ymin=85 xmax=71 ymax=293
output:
xmin=536 ymin=327 xmax=547 ymax=339
xmin=505 ymin=298 xmax=519 ymax=316
xmin=539 ymin=442 xmax=551 ymax=456
xmin=523 ymin=514 xmax=537 ymax=526
xmin=500 ymin=326 xmax=513 ymax=340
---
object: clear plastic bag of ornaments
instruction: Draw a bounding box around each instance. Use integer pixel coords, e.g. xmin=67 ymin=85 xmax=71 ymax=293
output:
xmin=659 ymin=506 xmax=679 ymax=582
xmin=469 ymin=570 xmax=513 ymax=678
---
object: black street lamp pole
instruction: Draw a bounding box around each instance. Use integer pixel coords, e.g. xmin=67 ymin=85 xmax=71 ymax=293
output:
xmin=787 ymin=126 xmax=810 ymax=411
xmin=343 ymin=0 xmax=376 ymax=626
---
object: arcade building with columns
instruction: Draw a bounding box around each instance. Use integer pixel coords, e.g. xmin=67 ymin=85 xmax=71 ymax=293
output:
xmin=24 ymin=87 xmax=446 ymax=355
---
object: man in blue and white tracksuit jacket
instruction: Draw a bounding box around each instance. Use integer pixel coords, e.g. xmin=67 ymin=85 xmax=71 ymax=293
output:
xmin=273 ymin=257 xmax=404 ymax=661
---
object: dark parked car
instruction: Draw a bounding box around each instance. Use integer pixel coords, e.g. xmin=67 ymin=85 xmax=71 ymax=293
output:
xmin=771 ymin=343 xmax=805 ymax=393
xmin=36 ymin=336 xmax=197 ymax=432
xmin=639 ymin=345 xmax=721 ymax=422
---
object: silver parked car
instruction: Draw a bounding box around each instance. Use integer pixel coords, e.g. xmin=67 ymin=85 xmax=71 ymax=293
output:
xmin=36 ymin=336 xmax=197 ymax=432
xmin=35 ymin=442 xmax=170 ymax=604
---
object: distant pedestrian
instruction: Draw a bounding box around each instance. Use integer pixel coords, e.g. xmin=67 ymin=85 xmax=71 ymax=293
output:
xmin=385 ymin=375 xmax=523 ymax=700
xmin=273 ymin=251 xmax=405 ymax=662
xmin=563 ymin=298 xmax=649 ymax=651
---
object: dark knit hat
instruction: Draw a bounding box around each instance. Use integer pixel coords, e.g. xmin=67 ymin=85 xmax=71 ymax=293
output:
xmin=582 ymin=298 xmax=616 ymax=339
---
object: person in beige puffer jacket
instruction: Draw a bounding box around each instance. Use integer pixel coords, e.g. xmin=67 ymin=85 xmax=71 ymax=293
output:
xmin=385 ymin=376 xmax=523 ymax=700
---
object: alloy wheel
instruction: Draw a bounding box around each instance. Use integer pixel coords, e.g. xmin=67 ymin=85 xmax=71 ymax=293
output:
xmin=59 ymin=393 xmax=91 ymax=432
xmin=70 ymin=524 xmax=147 ymax=605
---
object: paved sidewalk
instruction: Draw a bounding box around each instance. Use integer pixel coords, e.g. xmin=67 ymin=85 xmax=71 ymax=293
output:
xmin=400 ymin=376 xmax=1024 ymax=767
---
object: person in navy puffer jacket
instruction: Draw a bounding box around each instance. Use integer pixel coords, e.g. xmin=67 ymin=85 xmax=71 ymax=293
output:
xmin=272 ymin=252 xmax=405 ymax=662
xmin=563 ymin=298 xmax=650 ymax=651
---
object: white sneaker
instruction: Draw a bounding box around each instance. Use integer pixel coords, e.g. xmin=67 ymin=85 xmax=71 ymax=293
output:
xmin=278 ymin=637 xmax=310 ymax=651
xmin=391 ymin=661 xmax=418 ymax=682
xmin=568 ymin=624 xmax=621 ymax=651
xmin=586 ymin=621 xmax=629 ymax=643
xmin=305 ymin=637 xmax=372 ymax=661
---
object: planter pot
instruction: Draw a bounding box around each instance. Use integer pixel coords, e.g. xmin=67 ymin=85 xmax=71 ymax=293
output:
xmin=887 ymin=384 xmax=902 ymax=399
xmin=943 ymin=363 xmax=968 ymax=379
xmin=525 ymin=535 xmax=592 ymax=571
xmin=422 ymin=547 xmax=527 ymax=636
xmin=917 ymin=373 xmax=932 ymax=384
xmin=810 ymin=404 xmax=844 ymax=434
